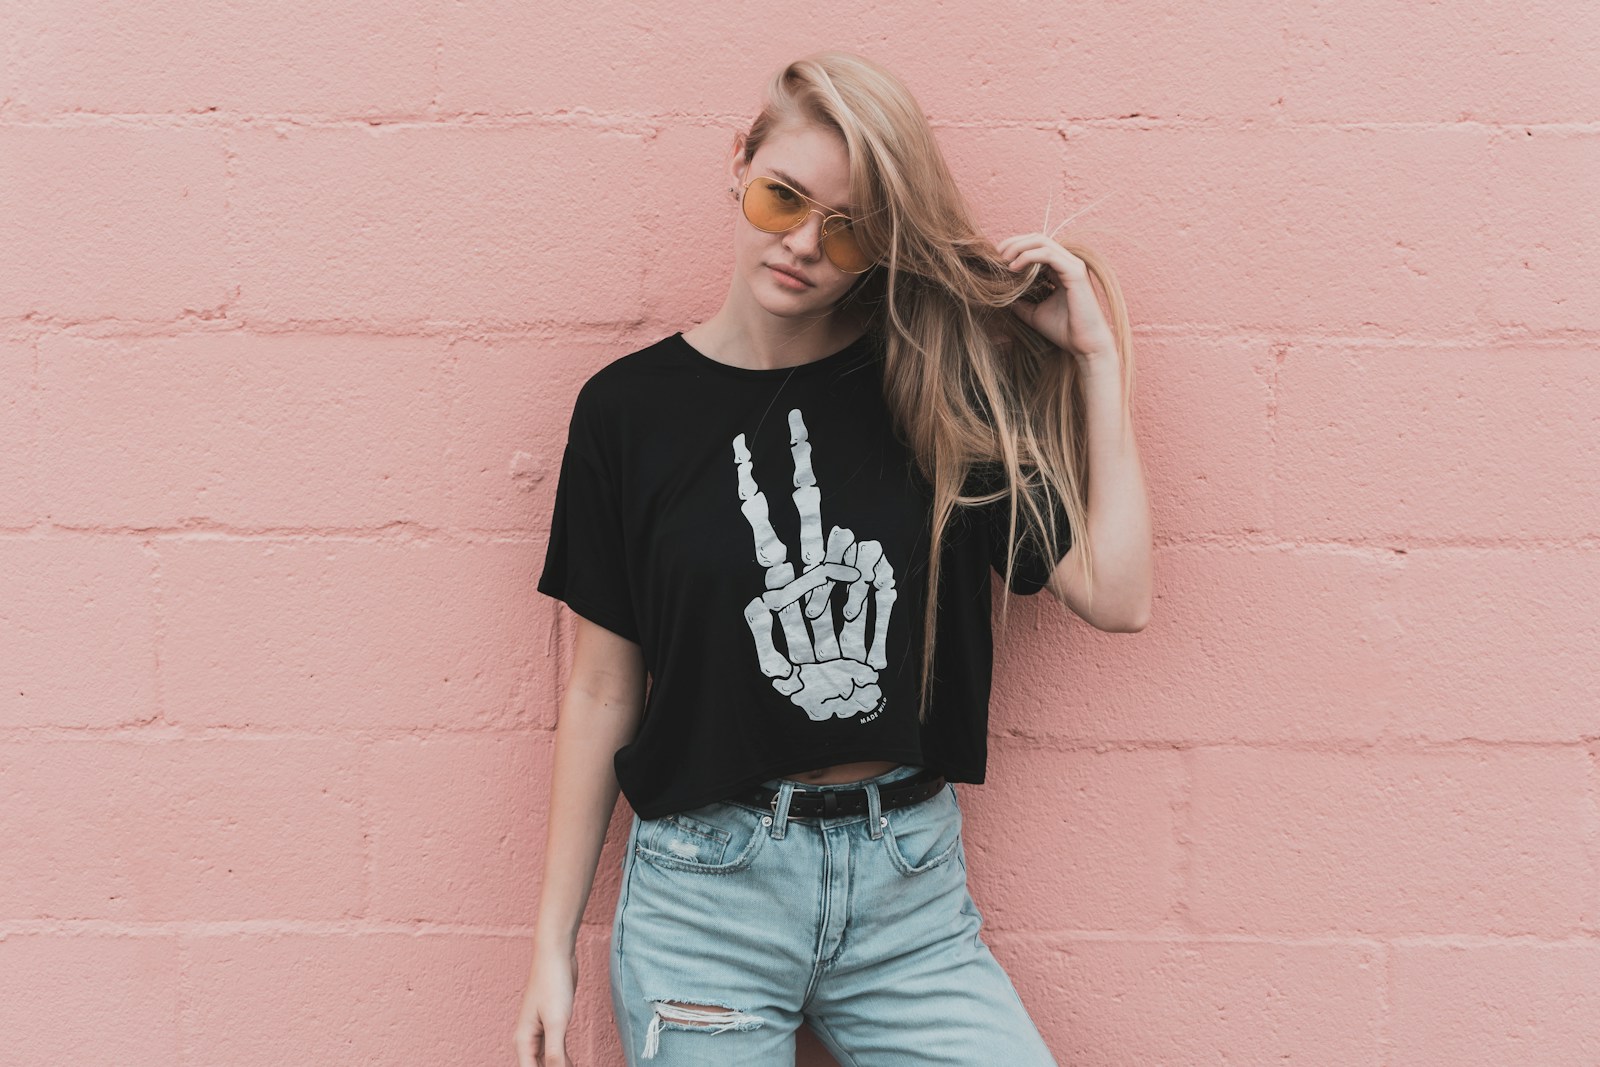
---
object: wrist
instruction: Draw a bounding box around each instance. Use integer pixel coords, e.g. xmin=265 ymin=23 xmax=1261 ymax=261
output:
xmin=1076 ymin=347 xmax=1120 ymax=374
xmin=532 ymin=924 xmax=579 ymax=958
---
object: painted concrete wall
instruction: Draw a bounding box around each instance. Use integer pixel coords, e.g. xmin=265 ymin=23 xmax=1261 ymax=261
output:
xmin=2 ymin=2 xmax=1597 ymax=1064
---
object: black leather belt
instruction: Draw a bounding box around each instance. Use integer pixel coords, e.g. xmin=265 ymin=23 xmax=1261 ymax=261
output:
xmin=735 ymin=767 xmax=946 ymax=819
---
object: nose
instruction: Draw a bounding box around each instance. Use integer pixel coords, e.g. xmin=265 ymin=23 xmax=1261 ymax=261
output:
xmin=782 ymin=210 xmax=828 ymax=261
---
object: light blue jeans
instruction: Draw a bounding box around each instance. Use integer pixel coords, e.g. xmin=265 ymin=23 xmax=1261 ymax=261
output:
xmin=609 ymin=764 xmax=1058 ymax=1066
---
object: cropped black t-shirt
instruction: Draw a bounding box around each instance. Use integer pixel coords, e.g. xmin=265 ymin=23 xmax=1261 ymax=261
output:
xmin=537 ymin=329 xmax=1072 ymax=819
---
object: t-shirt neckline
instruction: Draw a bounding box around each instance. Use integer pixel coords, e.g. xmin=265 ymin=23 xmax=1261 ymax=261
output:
xmin=671 ymin=329 xmax=877 ymax=380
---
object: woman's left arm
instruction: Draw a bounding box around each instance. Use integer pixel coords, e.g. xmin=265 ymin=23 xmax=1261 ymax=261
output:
xmin=997 ymin=231 xmax=1154 ymax=632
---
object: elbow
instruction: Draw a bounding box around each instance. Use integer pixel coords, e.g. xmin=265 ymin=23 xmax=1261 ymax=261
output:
xmin=1095 ymin=597 xmax=1151 ymax=633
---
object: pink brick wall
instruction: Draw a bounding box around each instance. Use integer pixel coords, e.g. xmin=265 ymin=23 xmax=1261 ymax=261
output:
xmin=3 ymin=4 xmax=1597 ymax=1065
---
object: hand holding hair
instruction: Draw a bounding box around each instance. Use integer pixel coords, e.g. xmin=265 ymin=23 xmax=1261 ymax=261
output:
xmin=997 ymin=231 xmax=1119 ymax=364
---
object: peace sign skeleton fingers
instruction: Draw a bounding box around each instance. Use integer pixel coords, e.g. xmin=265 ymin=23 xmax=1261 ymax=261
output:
xmin=732 ymin=408 xmax=897 ymax=721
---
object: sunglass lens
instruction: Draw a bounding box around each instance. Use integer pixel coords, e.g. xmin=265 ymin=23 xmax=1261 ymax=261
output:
xmin=822 ymin=223 xmax=871 ymax=273
xmin=743 ymin=180 xmax=806 ymax=232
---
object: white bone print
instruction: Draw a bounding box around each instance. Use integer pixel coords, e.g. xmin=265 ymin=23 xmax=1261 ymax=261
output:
xmin=732 ymin=408 xmax=897 ymax=720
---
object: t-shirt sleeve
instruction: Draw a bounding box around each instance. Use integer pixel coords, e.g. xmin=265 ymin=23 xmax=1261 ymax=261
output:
xmin=536 ymin=383 xmax=641 ymax=642
xmin=970 ymin=464 xmax=1075 ymax=596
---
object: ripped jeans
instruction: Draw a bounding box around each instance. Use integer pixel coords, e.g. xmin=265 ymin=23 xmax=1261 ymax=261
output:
xmin=609 ymin=764 xmax=1059 ymax=1066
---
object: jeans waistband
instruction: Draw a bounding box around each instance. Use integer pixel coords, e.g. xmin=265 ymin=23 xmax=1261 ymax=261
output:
xmin=760 ymin=763 xmax=925 ymax=792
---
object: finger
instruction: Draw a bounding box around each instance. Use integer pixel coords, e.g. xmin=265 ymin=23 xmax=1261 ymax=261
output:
xmin=995 ymin=232 xmax=1048 ymax=258
xmin=1002 ymin=243 xmax=1060 ymax=271
xmin=805 ymin=524 xmax=855 ymax=620
xmin=994 ymin=232 xmax=1041 ymax=256
xmin=804 ymin=526 xmax=855 ymax=661
xmin=778 ymin=598 xmax=817 ymax=665
xmin=1001 ymin=233 xmax=1077 ymax=267
xmin=842 ymin=540 xmax=879 ymax=622
xmin=992 ymin=231 xmax=1030 ymax=257
xmin=732 ymin=432 xmax=790 ymax=583
xmin=745 ymin=594 xmax=795 ymax=679
xmin=1011 ymin=246 xmax=1109 ymax=343
xmin=1007 ymin=243 xmax=1089 ymax=284
xmin=800 ymin=524 xmax=851 ymax=659
xmin=542 ymin=1025 xmax=569 ymax=1067
xmin=772 ymin=667 xmax=805 ymax=698
xmin=734 ymin=427 xmax=819 ymax=668
xmin=867 ymin=554 xmax=896 ymax=670
xmin=788 ymin=409 xmax=825 ymax=567
xmin=764 ymin=562 xmax=861 ymax=612
xmin=839 ymin=540 xmax=883 ymax=663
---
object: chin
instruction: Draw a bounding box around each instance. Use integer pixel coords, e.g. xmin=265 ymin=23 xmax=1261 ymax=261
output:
xmin=774 ymin=273 xmax=853 ymax=303
xmin=751 ymin=280 xmax=825 ymax=313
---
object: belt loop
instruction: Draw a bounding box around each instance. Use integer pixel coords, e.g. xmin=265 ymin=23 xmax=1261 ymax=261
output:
xmin=865 ymin=779 xmax=884 ymax=840
xmin=769 ymin=781 xmax=796 ymax=839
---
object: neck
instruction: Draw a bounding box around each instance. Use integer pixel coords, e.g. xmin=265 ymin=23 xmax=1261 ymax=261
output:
xmin=685 ymin=290 xmax=871 ymax=372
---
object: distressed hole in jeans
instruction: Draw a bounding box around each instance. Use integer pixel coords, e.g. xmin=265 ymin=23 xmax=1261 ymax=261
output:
xmin=641 ymin=999 xmax=767 ymax=1060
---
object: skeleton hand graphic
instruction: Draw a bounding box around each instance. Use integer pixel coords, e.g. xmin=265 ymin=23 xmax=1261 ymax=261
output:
xmin=732 ymin=408 xmax=897 ymax=721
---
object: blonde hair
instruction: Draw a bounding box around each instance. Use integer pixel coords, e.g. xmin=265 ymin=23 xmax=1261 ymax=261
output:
xmin=738 ymin=50 xmax=1136 ymax=724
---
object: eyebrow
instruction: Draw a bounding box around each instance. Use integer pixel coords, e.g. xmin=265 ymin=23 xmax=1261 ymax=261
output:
xmin=768 ymin=168 xmax=853 ymax=215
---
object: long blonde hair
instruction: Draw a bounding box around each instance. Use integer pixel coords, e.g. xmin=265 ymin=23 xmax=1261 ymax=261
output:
xmin=739 ymin=51 xmax=1136 ymax=725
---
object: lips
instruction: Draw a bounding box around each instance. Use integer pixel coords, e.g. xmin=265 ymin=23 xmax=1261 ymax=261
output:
xmin=767 ymin=263 xmax=813 ymax=287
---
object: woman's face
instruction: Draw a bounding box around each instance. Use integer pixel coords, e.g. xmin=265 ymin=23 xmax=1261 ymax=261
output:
xmin=729 ymin=122 xmax=864 ymax=317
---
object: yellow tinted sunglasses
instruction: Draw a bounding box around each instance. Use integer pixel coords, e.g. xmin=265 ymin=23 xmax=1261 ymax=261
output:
xmin=739 ymin=175 xmax=876 ymax=274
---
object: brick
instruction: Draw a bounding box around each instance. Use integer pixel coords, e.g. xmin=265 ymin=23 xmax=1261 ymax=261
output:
xmin=438 ymin=8 xmax=869 ymax=118
xmin=959 ymin=740 xmax=1183 ymax=931
xmin=185 ymin=932 xmax=524 ymax=1064
xmin=902 ymin=0 xmax=1291 ymax=123
xmin=1390 ymin=942 xmax=1600 ymax=1066
xmin=640 ymin=121 xmax=756 ymax=324
xmin=0 ymin=739 xmax=363 ymax=919
xmin=1056 ymin=125 xmax=1504 ymax=335
xmin=992 ymin=544 xmax=1400 ymax=744
xmin=161 ymin=539 xmax=553 ymax=730
xmin=925 ymin=125 xmax=1081 ymax=241
xmin=367 ymin=732 xmax=554 ymax=925
xmin=38 ymin=331 xmax=452 ymax=528
xmin=8 ymin=0 xmax=434 ymax=115
xmin=231 ymin=124 xmax=649 ymax=325
xmin=1125 ymin=334 xmax=1275 ymax=538
xmin=0 ymin=934 xmax=181 ymax=1064
xmin=997 ymin=935 xmax=1383 ymax=1065
xmin=0 ymin=337 xmax=36 ymax=523
xmin=0 ymin=538 xmax=156 ymax=727
xmin=1385 ymin=549 xmax=1599 ymax=742
xmin=1284 ymin=0 xmax=1600 ymax=123
xmin=1276 ymin=344 xmax=1600 ymax=541
xmin=1480 ymin=131 xmax=1600 ymax=333
xmin=0 ymin=126 xmax=229 ymax=320
xmin=444 ymin=337 xmax=625 ymax=532
xmin=438 ymin=2 xmax=1288 ymax=123
xmin=1189 ymin=747 xmax=1595 ymax=935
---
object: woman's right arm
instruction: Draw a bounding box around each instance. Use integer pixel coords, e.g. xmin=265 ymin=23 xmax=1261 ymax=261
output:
xmin=514 ymin=615 xmax=647 ymax=1067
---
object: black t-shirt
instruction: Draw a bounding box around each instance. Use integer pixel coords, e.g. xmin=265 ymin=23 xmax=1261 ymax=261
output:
xmin=537 ymin=329 xmax=1072 ymax=818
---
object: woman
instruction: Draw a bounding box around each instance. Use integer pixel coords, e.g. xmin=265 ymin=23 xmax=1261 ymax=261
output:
xmin=514 ymin=50 xmax=1153 ymax=1067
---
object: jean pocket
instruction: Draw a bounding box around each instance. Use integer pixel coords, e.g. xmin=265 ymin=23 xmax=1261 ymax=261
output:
xmin=634 ymin=801 xmax=767 ymax=874
xmin=882 ymin=784 xmax=963 ymax=876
